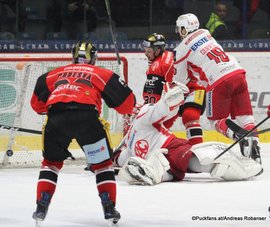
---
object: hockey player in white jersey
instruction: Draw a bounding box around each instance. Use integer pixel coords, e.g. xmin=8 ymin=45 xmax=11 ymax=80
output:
xmin=174 ymin=13 xmax=261 ymax=164
xmin=113 ymin=81 xmax=262 ymax=186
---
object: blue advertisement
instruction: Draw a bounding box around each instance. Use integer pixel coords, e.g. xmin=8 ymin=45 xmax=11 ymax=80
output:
xmin=0 ymin=40 xmax=269 ymax=53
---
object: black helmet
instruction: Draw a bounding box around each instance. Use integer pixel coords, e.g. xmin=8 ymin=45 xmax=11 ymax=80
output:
xmin=72 ymin=41 xmax=97 ymax=65
xmin=143 ymin=33 xmax=166 ymax=52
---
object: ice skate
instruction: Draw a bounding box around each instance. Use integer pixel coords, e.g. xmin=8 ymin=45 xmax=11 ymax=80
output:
xmin=99 ymin=192 xmax=121 ymax=227
xmin=238 ymin=137 xmax=263 ymax=176
xmin=239 ymin=137 xmax=262 ymax=164
xmin=250 ymin=139 xmax=262 ymax=164
xmin=32 ymin=192 xmax=51 ymax=226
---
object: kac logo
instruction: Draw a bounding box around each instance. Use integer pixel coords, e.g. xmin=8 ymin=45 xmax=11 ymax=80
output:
xmin=135 ymin=139 xmax=149 ymax=159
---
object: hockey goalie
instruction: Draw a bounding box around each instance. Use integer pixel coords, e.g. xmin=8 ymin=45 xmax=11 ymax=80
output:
xmin=113 ymin=81 xmax=263 ymax=185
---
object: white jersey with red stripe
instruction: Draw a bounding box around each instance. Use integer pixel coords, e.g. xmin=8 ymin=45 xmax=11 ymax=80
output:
xmin=124 ymin=99 xmax=177 ymax=160
xmin=174 ymin=29 xmax=245 ymax=89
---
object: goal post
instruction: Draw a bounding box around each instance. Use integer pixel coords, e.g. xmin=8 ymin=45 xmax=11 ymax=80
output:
xmin=0 ymin=55 xmax=129 ymax=168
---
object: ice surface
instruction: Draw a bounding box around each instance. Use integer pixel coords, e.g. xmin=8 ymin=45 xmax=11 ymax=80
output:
xmin=0 ymin=144 xmax=270 ymax=227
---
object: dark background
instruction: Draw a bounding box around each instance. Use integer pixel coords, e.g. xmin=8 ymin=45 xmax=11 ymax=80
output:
xmin=0 ymin=0 xmax=269 ymax=41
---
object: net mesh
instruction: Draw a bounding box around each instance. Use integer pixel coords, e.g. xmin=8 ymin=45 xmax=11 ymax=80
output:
xmin=0 ymin=57 xmax=127 ymax=168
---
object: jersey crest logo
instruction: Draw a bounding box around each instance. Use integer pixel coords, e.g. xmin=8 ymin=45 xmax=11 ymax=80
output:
xmin=151 ymin=61 xmax=159 ymax=71
xmin=135 ymin=139 xmax=149 ymax=159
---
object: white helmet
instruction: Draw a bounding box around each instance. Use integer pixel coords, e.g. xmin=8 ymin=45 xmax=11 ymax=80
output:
xmin=175 ymin=13 xmax=200 ymax=38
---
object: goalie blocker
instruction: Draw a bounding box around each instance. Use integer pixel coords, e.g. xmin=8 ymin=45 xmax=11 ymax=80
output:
xmin=119 ymin=142 xmax=263 ymax=185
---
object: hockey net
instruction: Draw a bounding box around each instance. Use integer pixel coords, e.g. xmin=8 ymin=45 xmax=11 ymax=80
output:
xmin=0 ymin=56 xmax=128 ymax=168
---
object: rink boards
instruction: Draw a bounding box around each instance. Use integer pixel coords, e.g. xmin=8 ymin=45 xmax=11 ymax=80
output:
xmin=1 ymin=130 xmax=269 ymax=152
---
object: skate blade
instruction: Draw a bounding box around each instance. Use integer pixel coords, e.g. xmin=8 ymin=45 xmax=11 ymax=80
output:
xmin=255 ymin=168 xmax=264 ymax=176
xmin=108 ymin=220 xmax=118 ymax=227
xmin=107 ymin=218 xmax=119 ymax=227
xmin=35 ymin=219 xmax=42 ymax=227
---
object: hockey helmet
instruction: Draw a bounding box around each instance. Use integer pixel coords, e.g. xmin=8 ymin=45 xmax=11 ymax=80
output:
xmin=175 ymin=13 xmax=200 ymax=38
xmin=143 ymin=33 xmax=166 ymax=52
xmin=72 ymin=41 xmax=97 ymax=65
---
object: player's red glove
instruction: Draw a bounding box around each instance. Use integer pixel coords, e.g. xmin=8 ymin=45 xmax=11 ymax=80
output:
xmin=268 ymin=105 xmax=270 ymax=117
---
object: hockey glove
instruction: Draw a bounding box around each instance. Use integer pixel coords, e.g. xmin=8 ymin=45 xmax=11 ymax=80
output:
xmin=162 ymin=81 xmax=189 ymax=109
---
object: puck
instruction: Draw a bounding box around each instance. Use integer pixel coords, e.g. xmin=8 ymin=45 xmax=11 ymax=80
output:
xmin=6 ymin=149 xmax=13 ymax=157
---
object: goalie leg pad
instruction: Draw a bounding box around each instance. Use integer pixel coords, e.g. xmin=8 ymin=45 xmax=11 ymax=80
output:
xmin=191 ymin=142 xmax=263 ymax=180
xmin=191 ymin=142 xmax=231 ymax=165
xmin=211 ymin=155 xmax=263 ymax=180
xmin=118 ymin=149 xmax=170 ymax=185
xmin=146 ymin=149 xmax=170 ymax=171
xmin=118 ymin=157 xmax=156 ymax=185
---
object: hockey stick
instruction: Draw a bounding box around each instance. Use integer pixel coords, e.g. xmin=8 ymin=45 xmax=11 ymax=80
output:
xmin=226 ymin=119 xmax=270 ymax=136
xmin=104 ymin=0 xmax=132 ymax=137
xmin=214 ymin=116 xmax=269 ymax=160
xmin=113 ymin=133 xmax=127 ymax=152
xmin=0 ymin=124 xmax=78 ymax=161
xmin=0 ymin=124 xmax=42 ymax=134
xmin=110 ymin=133 xmax=130 ymax=175
xmin=104 ymin=0 xmax=121 ymax=66
xmin=2 ymin=64 xmax=32 ymax=163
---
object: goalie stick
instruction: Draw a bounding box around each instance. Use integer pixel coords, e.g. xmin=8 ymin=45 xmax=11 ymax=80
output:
xmin=214 ymin=116 xmax=269 ymax=160
xmin=225 ymin=119 xmax=270 ymax=136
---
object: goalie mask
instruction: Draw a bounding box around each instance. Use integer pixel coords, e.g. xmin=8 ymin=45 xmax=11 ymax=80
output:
xmin=72 ymin=41 xmax=97 ymax=65
xmin=175 ymin=13 xmax=200 ymax=39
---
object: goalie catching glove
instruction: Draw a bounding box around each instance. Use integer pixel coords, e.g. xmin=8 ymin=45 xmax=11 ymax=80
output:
xmin=162 ymin=81 xmax=189 ymax=109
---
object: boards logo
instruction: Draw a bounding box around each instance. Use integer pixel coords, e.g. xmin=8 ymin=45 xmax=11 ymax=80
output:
xmin=250 ymin=92 xmax=270 ymax=108
xmin=0 ymin=71 xmax=17 ymax=111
